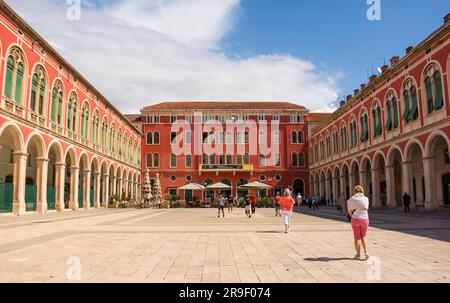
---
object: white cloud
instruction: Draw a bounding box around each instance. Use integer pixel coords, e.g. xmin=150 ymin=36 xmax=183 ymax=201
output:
xmin=6 ymin=0 xmax=339 ymax=114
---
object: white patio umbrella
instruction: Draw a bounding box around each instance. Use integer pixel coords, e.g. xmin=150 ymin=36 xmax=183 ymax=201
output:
xmin=238 ymin=181 xmax=273 ymax=190
xmin=206 ymin=182 xmax=232 ymax=190
xmin=178 ymin=183 xmax=206 ymax=190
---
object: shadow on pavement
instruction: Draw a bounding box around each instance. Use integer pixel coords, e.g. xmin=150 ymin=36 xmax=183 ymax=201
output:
xmin=296 ymin=207 xmax=450 ymax=243
xmin=304 ymin=257 xmax=355 ymax=262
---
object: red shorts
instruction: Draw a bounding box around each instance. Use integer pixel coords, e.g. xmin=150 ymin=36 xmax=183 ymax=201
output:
xmin=351 ymin=218 xmax=369 ymax=240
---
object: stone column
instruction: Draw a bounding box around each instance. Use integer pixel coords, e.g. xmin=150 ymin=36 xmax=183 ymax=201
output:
xmin=340 ymin=174 xmax=346 ymax=198
xmin=371 ymin=168 xmax=381 ymax=208
xmin=93 ymin=172 xmax=101 ymax=208
xmin=332 ymin=176 xmax=339 ymax=205
xmin=325 ymin=177 xmax=332 ymax=205
xmin=385 ymin=165 xmax=396 ymax=207
xmin=117 ymin=178 xmax=123 ymax=199
xmin=349 ymin=173 xmax=356 ymax=197
xmin=54 ymin=162 xmax=66 ymax=213
xmin=359 ymin=170 xmax=367 ymax=195
xmin=12 ymin=152 xmax=27 ymax=216
xmin=83 ymin=169 xmax=91 ymax=209
xmin=69 ymin=166 xmax=79 ymax=211
xmin=423 ymin=156 xmax=437 ymax=211
xmin=110 ymin=176 xmax=116 ymax=196
xmin=401 ymin=161 xmax=414 ymax=208
xmin=102 ymin=174 xmax=109 ymax=208
xmin=36 ymin=157 xmax=49 ymax=214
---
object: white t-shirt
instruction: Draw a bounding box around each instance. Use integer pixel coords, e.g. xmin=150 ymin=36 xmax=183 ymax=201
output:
xmin=347 ymin=193 xmax=369 ymax=219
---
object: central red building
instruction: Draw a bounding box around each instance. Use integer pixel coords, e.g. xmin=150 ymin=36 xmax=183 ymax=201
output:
xmin=132 ymin=102 xmax=326 ymax=202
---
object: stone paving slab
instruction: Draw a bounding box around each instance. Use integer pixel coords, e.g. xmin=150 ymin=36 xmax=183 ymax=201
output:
xmin=0 ymin=207 xmax=449 ymax=282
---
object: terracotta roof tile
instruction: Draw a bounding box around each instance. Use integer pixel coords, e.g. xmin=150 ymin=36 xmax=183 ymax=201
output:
xmin=308 ymin=113 xmax=332 ymax=122
xmin=141 ymin=101 xmax=306 ymax=111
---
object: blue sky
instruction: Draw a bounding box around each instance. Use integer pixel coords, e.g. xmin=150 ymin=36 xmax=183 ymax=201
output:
xmin=8 ymin=0 xmax=449 ymax=113
xmin=222 ymin=0 xmax=449 ymax=107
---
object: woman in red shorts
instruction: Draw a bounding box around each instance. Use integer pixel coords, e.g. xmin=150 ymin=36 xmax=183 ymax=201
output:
xmin=347 ymin=185 xmax=370 ymax=261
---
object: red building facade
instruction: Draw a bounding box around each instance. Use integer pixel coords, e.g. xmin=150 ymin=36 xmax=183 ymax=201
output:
xmin=139 ymin=102 xmax=316 ymax=201
xmin=0 ymin=2 xmax=141 ymax=215
xmin=309 ymin=15 xmax=450 ymax=210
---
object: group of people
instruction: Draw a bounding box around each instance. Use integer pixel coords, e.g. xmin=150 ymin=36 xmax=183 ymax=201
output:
xmin=217 ymin=194 xmax=236 ymax=217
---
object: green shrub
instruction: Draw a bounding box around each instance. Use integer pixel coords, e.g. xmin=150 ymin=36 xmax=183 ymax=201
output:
xmin=256 ymin=197 xmax=274 ymax=208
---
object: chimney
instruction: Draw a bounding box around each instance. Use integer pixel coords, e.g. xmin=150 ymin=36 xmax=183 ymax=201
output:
xmin=354 ymin=89 xmax=360 ymax=95
xmin=444 ymin=13 xmax=450 ymax=24
xmin=406 ymin=46 xmax=414 ymax=55
xmin=346 ymin=95 xmax=352 ymax=102
xmin=381 ymin=65 xmax=389 ymax=73
xmin=370 ymin=74 xmax=378 ymax=82
xmin=340 ymin=100 xmax=346 ymax=107
xmin=390 ymin=56 xmax=400 ymax=67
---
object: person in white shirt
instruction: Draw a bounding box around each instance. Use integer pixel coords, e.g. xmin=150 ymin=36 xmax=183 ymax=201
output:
xmin=347 ymin=185 xmax=370 ymax=261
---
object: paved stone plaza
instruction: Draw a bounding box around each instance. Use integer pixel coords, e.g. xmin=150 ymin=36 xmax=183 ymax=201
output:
xmin=0 ymin=207 xmax=449 ymax=283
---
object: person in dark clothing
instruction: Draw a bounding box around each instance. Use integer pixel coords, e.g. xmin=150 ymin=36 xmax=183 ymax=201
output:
xmin=402 ymin=192 xmax=411 ymax=213
xmin=250 ymin=193 xmax=257 ymax=214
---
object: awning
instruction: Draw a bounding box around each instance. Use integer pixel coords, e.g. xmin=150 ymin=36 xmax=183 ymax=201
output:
xmin=178 ymin=183 xmax=206 ymax=190
xmin=206 ymin=182 xmax=232 ymax=190
xmin=238 ymin=181 xmax=273 ymax=190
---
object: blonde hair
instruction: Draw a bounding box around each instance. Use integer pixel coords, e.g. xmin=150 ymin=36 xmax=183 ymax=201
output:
xmin=354 ymin=185 xmax=364 ymax=194
xmin=284 ymin=188 xmax=291 ymax=196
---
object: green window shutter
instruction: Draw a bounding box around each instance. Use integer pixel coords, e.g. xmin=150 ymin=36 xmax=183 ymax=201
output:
xmin=4 ymin=56 xmax=14 ymax=98
xmin=57 ymin=93 xmax=62 ymax=124
xmin=392 ymin=98 xmax=399 ymax=128
xmin=72 ymin=106 xmax=77 ymax=131
xmin=425 ymin=77 xmax=434 ymax=113
xmin=433 ymin=72 xmax=443 ymax=109
xmin=360 ymin=117 xmax=365 ymax=141
xmin=403 ymin=90 xmax=410 ymax=122
xmin=38 ymin=79 xmax=45 ymax=115
xmin=385 ymin=102 xmax=392 ymax=131
xmin=409 ymin=87 xmax=418 ymax=120
xmin=50 ymin=89 xmax=56 ymax=122
xmin=30 ymin=74 xmax=38 ymax=111
xmin=80 ymin=111 xmax=85 ymax=136
xmin=14 ymin=63 xmax=24 ymax=104
xmin=377 ymin=108 xmax=382 ymax=136
xmin=67 ymin=103 xmax=72 ymax=129
xmin=372 ymin=110 xmax=377 ymax=136
xmin=85 ymin=114 xmax=89 ymax=138
xmin=364 ymin=116 xmax=369 ymax=140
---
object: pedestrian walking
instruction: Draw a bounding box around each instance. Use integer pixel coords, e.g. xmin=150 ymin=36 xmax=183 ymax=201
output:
xmin=227 ymin=195 xmax=234 ymax=212
xmin=402 ymin=192 xmax=411 ymax=213
xmin=244 ymin=193 xmax=252 ymax=218
xmin=347 ymin=185 xmax=370 ymax=261
xmin=280 ymin=189 xmax=296 ymax=233
xmin=296 ymin=193 xmax=302 ymax=212
xmin=218 ymin=194 xmax=226 ymax=218
xmin=274 ymin=194 xmax=281 ymax=216
xmin=250 ymin=192 xmax=257 ymax=214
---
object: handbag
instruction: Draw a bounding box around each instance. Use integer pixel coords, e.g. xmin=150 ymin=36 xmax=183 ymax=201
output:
xmin=347 ymin=210 xmax=355 ymax=222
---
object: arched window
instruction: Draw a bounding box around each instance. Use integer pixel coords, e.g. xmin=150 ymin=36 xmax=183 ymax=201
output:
xmin=424 ymin=64 xmax=444 ymax=114
xmin=110 ymin=125 xmax=116 ymax=152
xmin=340 ymin=124 xmax=348 ymax=151
xmin=299 ymin=152 xmax=305 ymax=167
xmin=291 ymin=131 xmax=297 ymax=144
xmin=102 ymin=118 xmax=108 ymax=146
xmin=29 ymin=66 xmax=46 ymax=115
xmin=67 ymin=93 xmax=78 ymax=132
xmin=360 ymin=112 xmax=369 ymax=142
xmin=80 ymin=101 xmax=90 ymax=137
xmin=292 ymin=152 xmax=298 ymax=167
xmin=92 ymin=111 xmax=99 ymax=144
xmin=403 ymin=79 xmax=419 ymax=122
xmin=333 ymin=131 xmax=339 ymax=155
xmin=153 ymin=153 xmax=159 ymax=168
xmin=319 ymin=139 xmax=325 ymax=160
xmin=219 ymin=131 xmax=225 ymax=144
xmin=326 ymin=135 xmax=331 ymax=157
xmin=385 ymin=91 xmax=399 ymax=131
xmin=154 ymin=131 xmax=160 ymax=144
xmin=117 ymin=131 xmax=122 ymax=156
xmin=146 ymin=153 xmax=152 ymax=168
xmin=50 ymin=80 xmax=64 ymax=125
xmin=298 ymin=131 xmax=304 ymax=144
xmin=372 ymin=102 xmax=382 ymax=137
xmin=4 ymin=48 xmax=25 ymax=104
xmin=146 ymin=132 xmax=153 ymax=145
xmin=225 ymin=131 xmax=232 ymax=144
